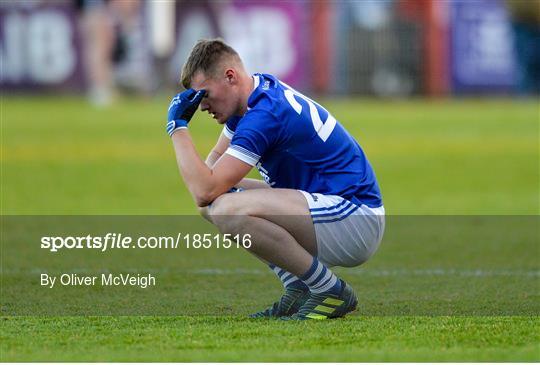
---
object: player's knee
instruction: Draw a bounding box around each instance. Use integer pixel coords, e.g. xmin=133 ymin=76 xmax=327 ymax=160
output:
xmin=207 ymin=194 xmax=250 ymax=233
xmin=208 ymin=193 xmax=249 ymax=216
xmin=198 ymin=205 xmax=212 ymax=223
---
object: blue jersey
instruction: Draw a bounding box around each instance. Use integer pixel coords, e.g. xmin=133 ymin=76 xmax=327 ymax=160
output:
xmin=224 ymin=73 xmax=382 ymax=208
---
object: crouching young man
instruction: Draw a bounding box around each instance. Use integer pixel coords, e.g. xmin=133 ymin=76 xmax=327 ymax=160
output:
xmin=166 ymin=39 xmax=385 ymax=320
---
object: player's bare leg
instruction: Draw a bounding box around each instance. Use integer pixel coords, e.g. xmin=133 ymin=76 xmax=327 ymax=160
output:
xmin=207 ymin=188 xmax=316 ymax=275
xmin=206 ymin=188 xmax=314 ymax=317
xmin=206 ymin=188 xmax=358 ymax=320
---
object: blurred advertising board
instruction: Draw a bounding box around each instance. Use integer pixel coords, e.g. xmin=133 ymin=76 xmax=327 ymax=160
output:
xmin=1 ymin=1 xmax=307 ymax=92
xmin=168 ymin=0 xmax=308 ymax=89
xmin=450 ymin=0 xmax=517 ymax=93
xmin=0 ymin=1 xmax=85 ymax=91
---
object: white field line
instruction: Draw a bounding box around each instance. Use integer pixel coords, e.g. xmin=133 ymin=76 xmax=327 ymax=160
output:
xmin=192 ymin=268 xmax=540 ymax=278
xmin=4 ymin=267 xmax=540 ymax=277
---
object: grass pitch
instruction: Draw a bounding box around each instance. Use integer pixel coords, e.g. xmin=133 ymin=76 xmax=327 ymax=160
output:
xmin=2 ymin=96 xmax=537 ymax=214
xmin=1 ymin=96 xmax=539 ymax=361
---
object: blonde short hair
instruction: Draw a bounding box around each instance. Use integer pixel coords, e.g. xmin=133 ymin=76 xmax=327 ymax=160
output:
xmin=181 ymin=39 xmax=240 ymax=89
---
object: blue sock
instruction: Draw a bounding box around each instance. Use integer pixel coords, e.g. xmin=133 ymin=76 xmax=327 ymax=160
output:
xmin=269 ymin=264 xmax=308 ymax=290
xmin=299 ymin=257 xmax=342 ymax=295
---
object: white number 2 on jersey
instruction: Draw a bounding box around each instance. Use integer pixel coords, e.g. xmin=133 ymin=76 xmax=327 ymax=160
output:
xmin=280 ymin=81 xmax=337 ymax=142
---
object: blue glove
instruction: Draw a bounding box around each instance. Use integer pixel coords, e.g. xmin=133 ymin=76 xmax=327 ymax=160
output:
xmin=166 ymin=88 xmax=206 ymax=137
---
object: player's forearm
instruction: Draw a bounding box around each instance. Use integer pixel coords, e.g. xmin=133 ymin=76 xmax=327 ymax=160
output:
xmin=205 ymin=150 xmax=222 ymax=168
xmin=236 ymin=178 xmax=270 ymax=190
xmin=171 ymin=130 xmax=224 ymax=206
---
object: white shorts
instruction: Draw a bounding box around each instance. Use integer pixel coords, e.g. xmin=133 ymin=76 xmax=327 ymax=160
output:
xmin=299 ymin=191 xmax=385 ymax=268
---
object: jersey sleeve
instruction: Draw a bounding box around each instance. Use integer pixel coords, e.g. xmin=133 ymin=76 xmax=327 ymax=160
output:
xmin=225 ymin=110 xmax=280 ymax=166
xmin=222 ymin=116 xmax=241 ymax=139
